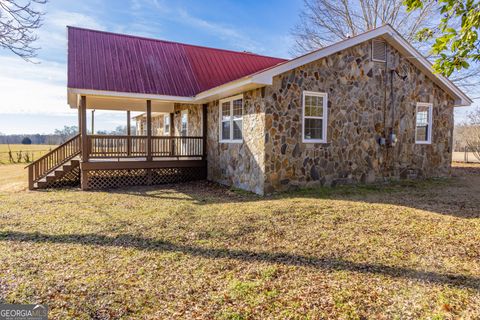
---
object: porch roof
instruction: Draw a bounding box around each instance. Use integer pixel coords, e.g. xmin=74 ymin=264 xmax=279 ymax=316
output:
xmin=67 ymin=27 xmax=286 ymax=99
xmin=67 ymin=25 xmax=471 ymax=109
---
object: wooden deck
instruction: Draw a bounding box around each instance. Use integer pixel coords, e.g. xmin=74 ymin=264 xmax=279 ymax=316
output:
xmin=27 ymin=134 xmax=207 ymax=190
xmin=27 ymin=97 xmax=209 ymax=190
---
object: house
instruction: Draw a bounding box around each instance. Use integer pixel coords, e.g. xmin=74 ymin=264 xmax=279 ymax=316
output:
xmin=27 ymin=24 xmax=471 ymax=195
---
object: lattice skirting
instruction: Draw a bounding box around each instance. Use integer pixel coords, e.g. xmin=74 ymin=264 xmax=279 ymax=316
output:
xmin=44 ymin=166 xmax=81 ymax=188
xmin=84 ymin=167 xmax=207 ymax=190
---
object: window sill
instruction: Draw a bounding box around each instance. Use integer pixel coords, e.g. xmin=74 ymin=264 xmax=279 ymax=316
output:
xmin=220 ymin=140 xmax=243 ymax=144
xmin=415 ymin=141 xmax=432 ymax=145
xmin=303 ymin=139 xmax=327 ymax=144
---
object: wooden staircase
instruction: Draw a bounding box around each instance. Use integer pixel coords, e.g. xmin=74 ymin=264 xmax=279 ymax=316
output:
xmin=27 ymin=134 xmax=81 ymax=190
xmin=34 ymin=158 xmax=81 ymax=189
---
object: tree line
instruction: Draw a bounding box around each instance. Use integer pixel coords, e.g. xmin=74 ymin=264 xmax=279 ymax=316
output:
xmin=0 ymin=125 xmax=136 ymax=145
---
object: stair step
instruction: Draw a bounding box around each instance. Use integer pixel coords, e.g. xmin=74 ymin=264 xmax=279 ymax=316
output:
xmin=32 ymin=157 xmax=81 ymax=189
xmin=36 ymin=179 xmax=48 ymax=189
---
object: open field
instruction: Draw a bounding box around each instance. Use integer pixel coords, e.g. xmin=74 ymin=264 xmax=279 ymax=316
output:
xmin=0 ymin=164 xmax=479 ymax=319
xmin=452 ymin=152 xmax=480 ymax=163
xmin=0 ymin=144 xmax=57 ymax=164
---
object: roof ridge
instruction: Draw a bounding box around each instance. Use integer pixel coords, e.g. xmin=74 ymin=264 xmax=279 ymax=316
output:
xmin=67 ymin=26 xmax=287 ymax=61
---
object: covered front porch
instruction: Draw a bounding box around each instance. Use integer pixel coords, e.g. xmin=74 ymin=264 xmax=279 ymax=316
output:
xmin=78 ymin=95 xmax=208 ymax=190
xmin=27 ymin=95 xmax=208 ymax=190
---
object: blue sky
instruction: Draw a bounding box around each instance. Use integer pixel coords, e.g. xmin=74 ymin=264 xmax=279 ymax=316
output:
xmin=0 ymin=0 xmax=475 ymax=134
xmin=0 ymin=0 xmax=302 ymax=134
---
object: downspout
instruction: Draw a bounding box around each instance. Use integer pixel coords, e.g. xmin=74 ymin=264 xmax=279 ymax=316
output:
xmin=381 ymin=51 xmax=389 ymax=178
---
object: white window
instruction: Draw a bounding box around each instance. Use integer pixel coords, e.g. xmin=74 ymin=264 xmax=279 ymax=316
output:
xmin=302 ymin=91 xmax=328 ymax=143
xmin=219 ymin=94 xmax=243 ymax=143
xmin=181 ymin=110 xmax=188 ymax=136
xmin=164 ymin=114 xmax=170 ymax=135
xmin=415 ymin=102 xmax=433 ymax=144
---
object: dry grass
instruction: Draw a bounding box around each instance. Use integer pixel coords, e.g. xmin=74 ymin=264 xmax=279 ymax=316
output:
xmin=0 ymin=164 xmax=479 ymax=319
xmin=0 ymin=144 xmax=57 ymax=164
xmin=0 ymin=164 xmax=27 ymax=192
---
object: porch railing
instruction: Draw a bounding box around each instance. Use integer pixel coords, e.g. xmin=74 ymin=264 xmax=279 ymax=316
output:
xmin=87 ymin=135 xmax=204 ymax=158
xmin=26 ymin=134 xmax=81 ymax=189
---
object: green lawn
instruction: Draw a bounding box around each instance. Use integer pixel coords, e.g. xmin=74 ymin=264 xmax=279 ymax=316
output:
xmin=0 ymin=164 xmax=479 ymax=319
xmin=0 ymin=144 xmax=57 ymax=164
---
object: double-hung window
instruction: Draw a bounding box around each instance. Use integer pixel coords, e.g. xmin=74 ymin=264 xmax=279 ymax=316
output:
xmin=302 ymin=91 xmax=328 ymax=143
xmin=164 ymin=114 xmax=170 ymax=135
xmin=415 ymin=102 xmax=433 ymax=144
xmin=219 ymin=94 xmax=243 ymax=143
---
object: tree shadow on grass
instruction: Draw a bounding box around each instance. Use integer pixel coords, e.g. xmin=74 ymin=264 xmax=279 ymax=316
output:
xmin=0 ymin=230 xmax=478 ymax=292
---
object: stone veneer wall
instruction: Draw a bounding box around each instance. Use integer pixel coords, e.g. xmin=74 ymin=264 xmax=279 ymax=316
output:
xmin=153 ymin=115 xmax=164 ymax=136
xmin=174 ymin=104 xmax=203 ymax=136
xmin=262 ymin=40 xmax=455 ymax=193
xmin=135 ymin=115 xmax=168 ymax=136
xmin=206 ymin=89 xmax=266 ymax=195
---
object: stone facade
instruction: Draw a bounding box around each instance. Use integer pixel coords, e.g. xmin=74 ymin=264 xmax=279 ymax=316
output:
xmin=206 ymin=89 xmax=266 ymax=195
xmin=132 ymin=38 xmax=456 ymax=195
xmin=134 ymin=104 xmax=203 ymax=137
xmin=174 ymin=104 xmax=203 ymax=137
xmin=135 ymin=114 xmax=167 ymax=136
xmin=262 ymin=41 xmax=454 ymax=193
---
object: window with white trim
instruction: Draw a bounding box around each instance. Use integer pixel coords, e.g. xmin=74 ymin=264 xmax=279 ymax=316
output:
xmin=164 ymin=114 xmax=170 ymax=135
xmin=415 ymin=102 xmax=433 ymax=144
xmin=302 ymin=91 xmax=328 ymax=143
xmin=219 ymin=94 xmax=243 ymax=142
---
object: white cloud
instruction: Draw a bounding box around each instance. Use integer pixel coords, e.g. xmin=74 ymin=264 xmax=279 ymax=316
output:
xmin=176 ymin=9 xmax=260 ymax=52
xmin=0 ymin=56 xmax=68 ymax=115
xmin=0 ymin=9 xmax=106 ymax=116
xmin=37 ymin=10 xmax=105 ymax=54
xmin=144 ymin=0 xmax=261 ymax=53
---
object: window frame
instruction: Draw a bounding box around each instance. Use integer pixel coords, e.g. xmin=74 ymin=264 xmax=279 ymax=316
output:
xmin=164 ymin=114 xmax=170 ymax=135
xmin=415 ymin=102 xmax=433 ymax=145
xmin=219 ymin=94 xmax=244 ymax=143
xmin=302 ymin=91 xmax=328 ymax=144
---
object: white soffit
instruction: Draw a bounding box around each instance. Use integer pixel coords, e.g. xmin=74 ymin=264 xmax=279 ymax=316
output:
xmin=83 ymin=95 xmax=174 ymax=112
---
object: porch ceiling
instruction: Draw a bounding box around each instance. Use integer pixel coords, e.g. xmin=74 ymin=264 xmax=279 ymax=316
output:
xmin=69 ymin=94 xmax=175 ymax=112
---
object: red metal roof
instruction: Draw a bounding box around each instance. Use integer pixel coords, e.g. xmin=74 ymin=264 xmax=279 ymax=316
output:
xmin=68 ymin=27 xmax=287 ymax=97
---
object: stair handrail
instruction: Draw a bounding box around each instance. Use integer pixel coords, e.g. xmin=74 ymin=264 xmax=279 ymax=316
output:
xmin=26 ymin=134 xmax=81 ymax=189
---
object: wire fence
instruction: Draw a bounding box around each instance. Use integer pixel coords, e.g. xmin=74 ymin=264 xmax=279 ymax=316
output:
xmin=452 ymin=147 xmax=480 ymax=163
xmin=0 ymin=148 xmax=54 ymax=164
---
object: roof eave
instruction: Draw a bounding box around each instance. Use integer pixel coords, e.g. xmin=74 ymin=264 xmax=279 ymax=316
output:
xmin=250 ymin=24 xmax=472 ymax=107
xmin=383 ymin=28 xmax=472 ymax=107
xmin=67 ymin=25 xmax=472 ymax=108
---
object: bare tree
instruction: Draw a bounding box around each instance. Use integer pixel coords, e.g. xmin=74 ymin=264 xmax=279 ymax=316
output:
xmin=54 ymin=125 xmax=78 ymax=143
xmin=291 ymin=0 xmax=480 ymax=91
xmin=0 ymin=0 xmax=48 ymax=61
xmin=292 ymin=0 xmax=437 ymax=53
